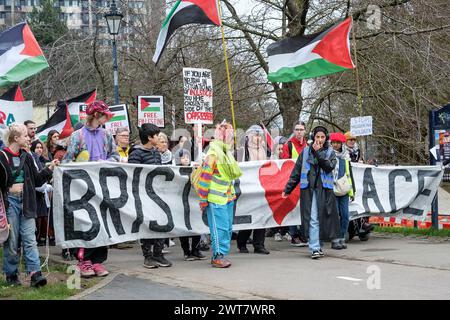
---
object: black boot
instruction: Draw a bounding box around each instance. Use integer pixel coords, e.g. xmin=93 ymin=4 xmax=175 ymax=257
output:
xmin=30 ymin=271 xmax=47 ymax=288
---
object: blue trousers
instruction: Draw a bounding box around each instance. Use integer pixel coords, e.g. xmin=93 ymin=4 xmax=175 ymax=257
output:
xmin=3 ymin=196 xmax=41 ymax=276
xmin=206 ymin=201 xmax=234 ymax=258
xmin=336 ymin=195 xmax=350 ymax=240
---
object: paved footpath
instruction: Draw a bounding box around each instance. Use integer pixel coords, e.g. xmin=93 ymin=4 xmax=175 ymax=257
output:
xmin=47 ymin=233 xmax=450 ymax=300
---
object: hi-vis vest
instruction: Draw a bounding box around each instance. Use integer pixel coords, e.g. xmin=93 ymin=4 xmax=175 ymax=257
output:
xmin=288 ymin=141 xmax=300 ymax=159
xmin=300 ymin=147 xmax=334 ymax=189
xmin=206 ymin=150 xmax=235 ymax=205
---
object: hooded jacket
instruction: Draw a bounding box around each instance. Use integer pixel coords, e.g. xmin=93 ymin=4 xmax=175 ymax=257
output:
xmin=128 ymin=145 xmax=162 ymax=165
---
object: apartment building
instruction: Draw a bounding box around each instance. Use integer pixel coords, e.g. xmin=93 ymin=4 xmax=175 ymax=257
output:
xmin=0 ymin=0 xmax=150 ymax=45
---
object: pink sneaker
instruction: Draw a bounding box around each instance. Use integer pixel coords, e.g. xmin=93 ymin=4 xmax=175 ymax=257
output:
xmin=77 ymin=260 xmax=95 ymax=277
xmin=92 ymin=263 xmax=109 ymax=277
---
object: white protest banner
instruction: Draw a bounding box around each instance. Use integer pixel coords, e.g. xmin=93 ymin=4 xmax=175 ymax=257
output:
xmin=183 ymin=67 xmax=213 ymax=124
xmin=138 ymin=96 xmax=164 ymax=127
xmin=105 ymin=104 xmax=130 ymax=135
xmin=53 ymin=160 xmax=442 ymax=248
xmin=0 ymin=99 xmax=33 ymax=125
xmin=351 ymin=116 xmax=373 ymax=136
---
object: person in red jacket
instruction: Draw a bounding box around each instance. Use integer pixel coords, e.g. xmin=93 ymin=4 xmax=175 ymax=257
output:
xmin=281 ymin=121 xmax=308 ymax=160
xmin=281 ymin=121 xmax=308 ymax=247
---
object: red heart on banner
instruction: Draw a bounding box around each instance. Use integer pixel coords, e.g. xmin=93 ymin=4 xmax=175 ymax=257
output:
xmin=258 ymin=160 xmax=300 ymax=225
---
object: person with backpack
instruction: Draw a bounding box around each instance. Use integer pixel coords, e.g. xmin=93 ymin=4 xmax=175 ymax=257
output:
xmin=281 ymin=121 xmax=309 ymax=247
xmin=330 ymin=132 xmax=356 ymax=250
xmin=236 ymin=125 xmax=270 ymax=254
xmin=195 ymin=121 xmax=242 ymax=268
xmin=63 ymin=100 xmax=119 ymax=277
xmin=128 ymin=123 xmax=173 ymax=269
xmin=282 ymin=126 xmax=340 ymax=259
xmin=0 ymin=123 xmax=59 ymax=287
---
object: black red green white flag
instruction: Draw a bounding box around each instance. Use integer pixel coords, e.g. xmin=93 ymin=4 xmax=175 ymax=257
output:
xmin=152 ymin=0 xmax=221 ymax=65
xmin=0 ymin=22 xmax=49 ymax=87
xmin=267 ymin=18 xmax=355 ymax=83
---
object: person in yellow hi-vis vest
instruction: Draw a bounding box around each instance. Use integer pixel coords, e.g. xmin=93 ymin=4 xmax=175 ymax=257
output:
xmin=197 ymin=121 xmax=242 ymax=268
xmin=330 ymin=132 xmax=356 ymax=250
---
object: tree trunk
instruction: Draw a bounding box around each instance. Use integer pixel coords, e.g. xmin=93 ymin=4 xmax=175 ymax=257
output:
xmin=275 ymin=81 xmax=303 ymax=136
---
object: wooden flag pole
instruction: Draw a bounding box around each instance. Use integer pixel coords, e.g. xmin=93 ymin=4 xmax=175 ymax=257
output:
xmin=218 ymin=0 xmax=237 ymax=150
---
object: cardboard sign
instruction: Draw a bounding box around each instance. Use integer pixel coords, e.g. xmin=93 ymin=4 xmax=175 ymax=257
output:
xmin=138 ymin=96 xmax=164 ymax=127
xmin=350 ymin=116 xmax=373 ymax=136
xmin=105 ymin=104 xmax=130 ymax=135
xmin=183 ymin=68 xmax=213 ymax=124
xmin=0 ymin=99 xmax=33 ymax=125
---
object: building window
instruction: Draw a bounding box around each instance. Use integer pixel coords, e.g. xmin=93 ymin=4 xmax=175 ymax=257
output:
xmin=0 ymin=0 xmax=5 ymax=5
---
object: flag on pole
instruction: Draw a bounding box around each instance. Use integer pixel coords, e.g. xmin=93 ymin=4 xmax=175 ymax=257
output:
xmin=0 ymin=22 xmax=49 ymax=87
xmin=0 ymin=85 xmax=25 ymax=101
xmin=57 ymin=89 xmax=97 ymax=126
xmin=267 ymin=17 xmax=355 ymax=83
xmin=260 ymin=122 xmax=274 ymax=152
xmin=36 ymin=104 xmax=72 ymax=142
xmin=152 ymin=0 xmax=221 ymax=64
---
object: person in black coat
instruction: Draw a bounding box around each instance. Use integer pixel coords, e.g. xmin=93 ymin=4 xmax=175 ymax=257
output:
xmin=283 ymin=126 xmax=340 ymax=259
xmin=128 ymin=123 xmax=173 ymax=269
xmin=30 ymin=140 xmax=54 ymax=246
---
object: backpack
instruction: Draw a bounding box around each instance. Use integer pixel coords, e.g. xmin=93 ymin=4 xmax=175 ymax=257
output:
xmin=0 ymin=191 xmax=8 ymax=244
xmin=190 ymin=163 xmax=203 ymax=197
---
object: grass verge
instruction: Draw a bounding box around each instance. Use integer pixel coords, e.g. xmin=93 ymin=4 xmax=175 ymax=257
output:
xmin=374 ymin=226 xmax=450 ymax=237
xmin=0 ymin=248 xmax=101 ymax=300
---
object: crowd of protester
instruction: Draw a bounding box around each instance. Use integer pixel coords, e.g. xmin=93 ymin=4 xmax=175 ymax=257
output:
xmin=0 ymin=100 xmax=366 ymax=288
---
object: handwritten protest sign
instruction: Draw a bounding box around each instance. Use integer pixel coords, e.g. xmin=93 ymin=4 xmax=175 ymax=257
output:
xmin=183 ymin=68 xmax=213 ymax=124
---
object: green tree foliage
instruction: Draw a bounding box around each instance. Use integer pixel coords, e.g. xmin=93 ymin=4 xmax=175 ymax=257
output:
xmin=29 ymin=0 xmax=68 ymax=46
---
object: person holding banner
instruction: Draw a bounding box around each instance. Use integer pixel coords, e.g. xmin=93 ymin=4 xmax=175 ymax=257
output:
xmin=236 ymin=125 xmax=270 ymax=255
xmin=281 ymin=121 xmax=309 ymax=247
xmin=63 ymin=100 xmax=118 ymax=277
xmin=282 ymin=126 xmax=340 ymax=259
xmin=0 ymin=123 xmax=59 ymax=287
xmin=196 ymin=121 xmax=242 ymax=268
xmin=176 ymin=149 xmax=206 ymax=261
xmin=128 ymin=123 xmax=173 ymax=269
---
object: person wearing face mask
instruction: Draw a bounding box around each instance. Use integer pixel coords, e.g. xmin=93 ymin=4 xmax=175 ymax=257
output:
xmin=282 ymin=126 xmax=340 ymax=259
xmin=236 ymin=125 xmax=270 ymax=255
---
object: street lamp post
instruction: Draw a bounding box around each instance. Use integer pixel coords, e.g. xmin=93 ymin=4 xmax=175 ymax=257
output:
xmin=105 ymin=0 xmax=123 ymax=105
xmin=43 ymin=82 xmax=53 ymax=120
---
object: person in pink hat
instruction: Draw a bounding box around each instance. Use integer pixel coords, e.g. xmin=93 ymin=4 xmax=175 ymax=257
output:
xmin=63 ymin=100 xmax=119 ymax=277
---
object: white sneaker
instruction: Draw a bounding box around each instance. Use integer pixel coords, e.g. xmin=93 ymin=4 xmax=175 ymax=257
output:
xmin=283 ymin=233 xmax=292 ymax=241
xmin=169 ymin=239 xmax=176 ymax=247
xmin=274 ymin=233 xmax=283 ymax=241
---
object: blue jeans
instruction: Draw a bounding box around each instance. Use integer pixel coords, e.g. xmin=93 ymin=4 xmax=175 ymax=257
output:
xmin=336 ymin=195 xmax=350 ymax=240
xmin=309 ymin=191 xmax=321 ymax=253
xmin=206 ymin=201 xmax=234 ymax=258
xmin=3 ymin=196 xmax=41 ymax=276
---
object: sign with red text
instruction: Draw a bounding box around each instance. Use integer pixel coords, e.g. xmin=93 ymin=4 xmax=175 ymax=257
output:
xmin=105 ymin=104 xmax=130 ymax=135
xmin=0 ymin=99 xmax=32 ymax=126
xmin=183 ymin=68 xmax=213 ymax=124
xmin=138 ymin=96 xmax=164 ymax=127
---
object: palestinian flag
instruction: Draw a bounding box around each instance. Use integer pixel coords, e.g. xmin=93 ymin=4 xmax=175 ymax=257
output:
xmin=152 ymin=0 xmax=221 ymax=64
xmin=57 ymin=89 xmax=97 ymax=126
xmin=267 ymin=17 xmax=355 ymax=83
xmin=0 ymin=85 xmax=24 ymax=101
xmin=0 ymin=22 xmax=49 ymax=87
xmin=140 ymin=97 xmax=161 ymax=112
xmin=36 ymin=104 xmax=73 ymax=142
